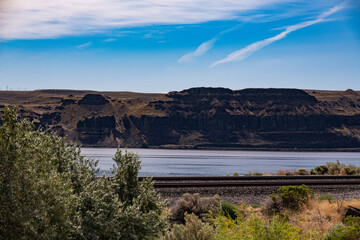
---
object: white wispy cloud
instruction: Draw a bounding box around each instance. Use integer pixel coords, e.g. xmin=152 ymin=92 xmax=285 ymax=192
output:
xmin=178 ymin=37 xmax=219 ymax=63
xmin=0 ymin=0 xmax=297 ymax=40
xmin=210 ymin=1 xmax=349 ymax=67
xmin=178 ymin=24 xmax=242 ymax=63
xmin=76 ymin=41 xmax=92 ymax=49
xmin=103 ymin=38 xmax=117 ymax=42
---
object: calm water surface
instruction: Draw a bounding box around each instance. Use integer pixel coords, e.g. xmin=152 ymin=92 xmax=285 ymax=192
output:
xmin=81 ymin=148 xmax=360 ymax=177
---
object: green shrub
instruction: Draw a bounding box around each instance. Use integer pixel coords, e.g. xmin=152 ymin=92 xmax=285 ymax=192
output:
xmin=326 ymin=223 xmax=360 ymax=240
xmin=344 ymin=216 xmax=360 ymax=226
xmin=326 ymin=216 xmax=360 ymax=239
xmin=221 ymin=201 xmax=241 ymax=220
xmin=314 ymin=165 xmax=329 ymax=175
xmin=298 ymin=169 xmax=308 ymax=175
xmin=165 ymin=213 xmax=214 ymax=240
xmin=171 ymin=193 xmax=221 ymax=224
xmin=277 ymin=185 xmax=314 ymax=210
xmin=327 ymin=160 xmax=343 ymax=175
xmin=266 ymin=185 xmax=314 ymax=213
xmin=312 ymin=162 xmax=360 ymax=176
xmin=311 ymin=162 xmax=360 ymax=176
xmin=343 ymin=166 xmax=356 ymax=175
xmin=0 ymin=106 xmax=168 ymax=240
xmin=232 ymin=172 xmax=239 ymax=176
xmin=310 ymin=165 xmax=329 ymax=175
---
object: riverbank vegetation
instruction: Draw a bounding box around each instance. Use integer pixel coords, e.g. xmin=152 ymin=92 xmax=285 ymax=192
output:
xmin=2 ymin=106 xmax=360 ymax=239
xmin=241 ymin=161 xmax=360 ymax=177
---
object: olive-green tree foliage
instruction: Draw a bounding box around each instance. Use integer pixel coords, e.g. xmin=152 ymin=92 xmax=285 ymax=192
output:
xmin=0 ymin=107 xmax=168 ymax=240
xmin=0 ymin=106 xmax=76 ymax=239
xmin=74 ymin=150 xmax=169 ymax=240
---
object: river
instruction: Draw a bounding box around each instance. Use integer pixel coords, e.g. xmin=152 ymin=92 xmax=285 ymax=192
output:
xmin=80 ymin=148 xmax=360 ymax=176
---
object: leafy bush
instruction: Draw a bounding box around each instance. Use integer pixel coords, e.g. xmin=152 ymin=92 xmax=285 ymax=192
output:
xmin=171 ymin=193 xmax=221 ymax=224
xmin=326 ymin=222 xmax=360 ymax=240
xmin=0 ymin=107 xmax=168 ymax=240
xmin=343 ymin=166 xmax=356 ymax=175
xmin=313 ymin=165 xmax=329 ymax=175
xmin=165 ymin=213 xmax=214 ymax=240
xmin=344 ymin=216 xmax=360 ymax=226
xmin=221 ymin=201 xmax=241 ymax=220
xmin=265 ymin=185 xmax=314 ymax=213
xmin=298 ymin=169 xmax=308 ymax=175
xmin=277 ymin=185 xmax=314 ymax=210
xmin=311 ymin=162 xmax=359 ymax=176
xmin=325 ymin=216 xmax=360 ymax=239
xmin=327 ymin=160 xmax=343 ymax=175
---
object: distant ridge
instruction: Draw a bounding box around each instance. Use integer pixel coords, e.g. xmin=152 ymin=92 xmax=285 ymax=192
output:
xmin=1 ymin=87 xmax=360 ymax=150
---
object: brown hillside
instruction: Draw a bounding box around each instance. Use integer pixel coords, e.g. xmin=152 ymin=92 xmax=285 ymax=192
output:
xmin=1 ymin=88 xmax=360 ymax=150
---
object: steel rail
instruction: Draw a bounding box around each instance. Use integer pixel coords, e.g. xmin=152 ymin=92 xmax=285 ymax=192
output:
xmin=152 ymin=180 xmax=360 ymax=188
xmin=137 ymin=176 xmax=360 ymax=188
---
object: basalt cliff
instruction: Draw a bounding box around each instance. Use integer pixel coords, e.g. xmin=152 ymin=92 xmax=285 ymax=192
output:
xmin=1 ymin=87 xmax=360 ymax=150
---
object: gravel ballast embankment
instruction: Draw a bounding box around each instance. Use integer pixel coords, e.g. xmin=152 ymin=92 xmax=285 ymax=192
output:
xmin=156 ymin=185 xmax=360 ymax=206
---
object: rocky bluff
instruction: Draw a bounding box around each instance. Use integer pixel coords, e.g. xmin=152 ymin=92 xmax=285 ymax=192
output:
xmin=1 ymin=88 xmax=360 ymax=149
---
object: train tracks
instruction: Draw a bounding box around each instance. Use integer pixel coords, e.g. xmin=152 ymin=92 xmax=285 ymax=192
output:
xmin=138 ymin=175 xmax=360 ymax=188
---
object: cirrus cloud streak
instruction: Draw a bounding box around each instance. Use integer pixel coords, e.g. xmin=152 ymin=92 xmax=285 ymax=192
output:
xmin=210 ymin=1 xmax=349 ymax=67
xmin=0 ymin=0 xmax=306 ymax=40
xmin=178 ymin=24 xmax=242 ymax=63
xmin=0 ymin=0 xmax=297 ymax=40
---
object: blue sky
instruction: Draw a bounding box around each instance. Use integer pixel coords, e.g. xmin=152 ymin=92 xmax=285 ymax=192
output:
xmin=0 ymin=0 xmax=359 ymax=92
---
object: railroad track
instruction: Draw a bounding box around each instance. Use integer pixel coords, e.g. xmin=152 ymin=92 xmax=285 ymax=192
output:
xmin=137 ymin=176 xmax=360 ymax=188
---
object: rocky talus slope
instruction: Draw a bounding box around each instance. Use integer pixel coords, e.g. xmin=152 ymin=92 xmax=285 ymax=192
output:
xmin=1 ymin=88 xmax=360 ymax=150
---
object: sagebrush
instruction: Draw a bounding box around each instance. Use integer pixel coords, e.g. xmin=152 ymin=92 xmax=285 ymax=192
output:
xmin=171 ymin=193 xmax=221 ymax=223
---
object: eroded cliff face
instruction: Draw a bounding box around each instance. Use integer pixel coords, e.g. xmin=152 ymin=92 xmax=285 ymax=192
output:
xmin=1 ymin=88 xmax=360 ymax=149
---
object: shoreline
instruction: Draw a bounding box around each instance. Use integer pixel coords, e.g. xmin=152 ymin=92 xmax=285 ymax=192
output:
xmin=78 ymin=145 xmax=360 ymax=152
